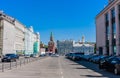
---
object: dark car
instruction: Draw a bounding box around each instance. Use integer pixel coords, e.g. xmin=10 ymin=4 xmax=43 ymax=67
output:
xmin=93 ymin=55 xmax=109 ymax=64
xmin=66 ymin=53 xmax=73 ymax=59
xmin=89 ymin=55 xmax=99 ymax=62
xmin=71 ymin=53 xmax=82 ymax=61
xmin=99 ymin=56 xmax=115 ymax=69
xmin=2 ymin=54 xmax=19 ymax=62
xmin=99 ymin=56 xmax=120 ymax=75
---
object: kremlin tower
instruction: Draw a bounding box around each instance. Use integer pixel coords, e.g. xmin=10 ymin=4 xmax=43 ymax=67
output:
xmin=48 ymin=32 xmax=55 ymax=53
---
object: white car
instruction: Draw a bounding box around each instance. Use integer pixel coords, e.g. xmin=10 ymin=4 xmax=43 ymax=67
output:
xmin=51 ymin=54 xmax=59 ymax=57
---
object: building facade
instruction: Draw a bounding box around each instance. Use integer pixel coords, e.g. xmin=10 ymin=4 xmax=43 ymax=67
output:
xmin=0 ymin=11 xmax=40 ymax=56
xmin=25 ymin=27 xmax=32 ymax=55
xmin=33 ymin=32 xmax=40 ymax=55
xmin=0 ymin=12 xmax=15 ymax=56
xmin=14 ymin=20 xmax=25 ymax=54
xmin=25 ymin=26 xmax=40 ymax=55
xmin=57 ymin=37 xmax=95 ymax=55
xmin=96 ymin=0 xmax=120 ymax=56
xmin=57 ymin=40 xmax=73 ymax=55
xmin=73 ymin=42 xmax=95 ymax=55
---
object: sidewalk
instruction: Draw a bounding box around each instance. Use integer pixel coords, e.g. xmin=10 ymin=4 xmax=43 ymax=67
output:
xmin=0 ymin=57 xmax=49 ymax=78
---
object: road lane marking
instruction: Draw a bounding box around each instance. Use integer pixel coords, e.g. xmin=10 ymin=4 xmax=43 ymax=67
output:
xmin=59 ymin=57 xmax=64 ymax=78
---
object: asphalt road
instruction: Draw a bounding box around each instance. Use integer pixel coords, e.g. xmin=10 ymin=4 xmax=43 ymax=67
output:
xmin=0 ymin=56 xmax=119 ymax=78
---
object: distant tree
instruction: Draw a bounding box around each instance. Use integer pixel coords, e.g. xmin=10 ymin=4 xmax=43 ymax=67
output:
xmin=44 ymin=45 xmax=48 ymax=48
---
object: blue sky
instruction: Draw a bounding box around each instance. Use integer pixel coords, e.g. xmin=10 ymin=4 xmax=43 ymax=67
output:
xmin=0 ymin=0 xmax=108 ymax=44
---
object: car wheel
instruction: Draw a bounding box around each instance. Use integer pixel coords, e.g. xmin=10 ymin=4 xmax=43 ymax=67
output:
xmin=2 ymin=60 xmax=4 ymax=62
xmin=114 ymin=68 xmax=118 ymax=75
xmin=72 ymin=57 xmax=75 ymax=60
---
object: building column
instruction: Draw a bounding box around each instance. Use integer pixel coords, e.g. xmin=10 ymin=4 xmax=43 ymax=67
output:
xmin=109 ymin=10 xmax=113 ymax=55
xmin=115 ymin=5 xmax=120 ymax=56
xmin=103 ymin=45 xmax=107 ymax=55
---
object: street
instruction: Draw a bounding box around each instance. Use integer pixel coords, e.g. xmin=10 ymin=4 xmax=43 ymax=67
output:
xmin=0 ymin=56 xmax=119 ymax=78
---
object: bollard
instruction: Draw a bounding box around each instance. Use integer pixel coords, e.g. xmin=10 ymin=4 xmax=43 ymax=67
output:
xmin=28 ymin=58 xmax=30 ymax=63
xmin=10 ymin=61 xmax=11 ymax=70
xmin=27 ymin=58 xmax=28 ymax=63
xmin=16 ymin=60 xmax=17 ymax=67
xmin=24 ymin=58 xmax=25 ymax=65
xmin=20 ymin=59 xmax=21 ymax=66
xmin=2 ymin=62 xmax=4 ymax=72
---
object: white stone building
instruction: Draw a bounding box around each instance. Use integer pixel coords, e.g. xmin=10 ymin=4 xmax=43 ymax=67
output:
xmin=57 ymin=36 xmax=95 ymax=55
xmin=73 ymin=42 xmax=95 ymax=55
xmin=57 ymin=40 xmax=73 ymax=55
xmin=73 ymin=36 xmax=95 ymax=55
xmin=0 ymin=11 xmax=40 ymax=56
xmin=0 ymin=12 xmax=15 ymax=55
xmin=24 ymin=26 xmax=40 ymax=55
xmin=14 ymin=20 xmax=25 ymax=54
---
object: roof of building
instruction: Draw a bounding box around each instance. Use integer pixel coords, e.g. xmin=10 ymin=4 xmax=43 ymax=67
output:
xmin=96 ymin=0 xmax=117 ymax=19
xmin=73 ymin=43 xmax=94 ymax=47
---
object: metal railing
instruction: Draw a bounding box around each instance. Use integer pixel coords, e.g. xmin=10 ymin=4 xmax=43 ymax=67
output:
xmin=0 ymin=57 xmax=42 ymax=72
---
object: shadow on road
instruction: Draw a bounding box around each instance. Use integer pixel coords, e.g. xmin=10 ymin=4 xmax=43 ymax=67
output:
xmin=81 ymin=75 xmax=104 ymax=77
xmin=69 ymin=59 xmax=120 ymax=78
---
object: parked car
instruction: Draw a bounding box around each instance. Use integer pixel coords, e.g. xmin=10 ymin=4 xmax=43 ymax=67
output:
xmin=82 ymin=55 xmax=94 ymax=61
xmin=92 ymin=55 xmax=108 ymax=64
xmin=99 ymin=56 xmax=120 ymax=75
xmin=51 ymin=54 xmax=59 ymax=57
xmin=2 ymin=54 xmax=19 ymax=62
xmin=99 ymin=56 xmax=115 ymax=69
xmin=66 ymin=53 xmax=73 ymax=59
xmin=24 ymin=55 xmax=30 ymax=58
xmin=30 ymin=54 xmax=39 ymax=58
xmin=71 ymin=52 xmax=82 ymax=61
xmin=89 ymin=55 xmax=99 ymax=62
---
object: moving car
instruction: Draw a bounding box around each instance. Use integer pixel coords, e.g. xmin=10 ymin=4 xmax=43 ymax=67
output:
xmin=2 ymin=53 xmax=19 ymax=62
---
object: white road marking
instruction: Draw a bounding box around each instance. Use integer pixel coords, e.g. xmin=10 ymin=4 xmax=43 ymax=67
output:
xmin=59 ymin=57 xmax=64 ymax=78
xmin=61 ymin=76 xmax=64 ymax=78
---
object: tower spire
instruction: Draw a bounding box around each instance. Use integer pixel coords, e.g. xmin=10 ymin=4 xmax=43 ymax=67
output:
xmin=50 ymin=32 xmax=53 ymax=41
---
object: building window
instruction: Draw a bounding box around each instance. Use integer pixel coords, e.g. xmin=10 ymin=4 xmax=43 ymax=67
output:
xmin=105 ymin=13 xmax=110 ymax=40
xmin=113 ymin=46 xmax=116 ymax=54
xmin=112 ymin=22 xmax=116 ymax=39
xmin=111 ymin=8 xmax=115 ymax=18
xmin=105 ymin=13 xmax=110 ymax=54
xmin=105 ymin=13 xmax=109 ymax=21
xmin=106 ymin=26 xmax=110 ymax=40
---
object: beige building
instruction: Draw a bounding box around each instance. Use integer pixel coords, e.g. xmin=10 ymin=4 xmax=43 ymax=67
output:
xmin=0 ymin=11 xmax=40 ymax=56
xmin=0 ymin=11 xmax=15 ymax=56
xmin=96 ymin=0 xmax=120 ymax=56
xmin=14 ymin=20 xmax=25 ymax=54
